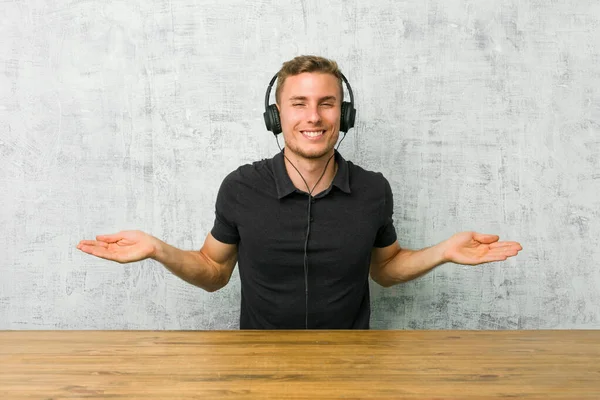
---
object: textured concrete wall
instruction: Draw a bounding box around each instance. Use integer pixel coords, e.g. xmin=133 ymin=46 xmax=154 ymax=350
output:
xmin=1 ymin=0 xmax=599 ymax=330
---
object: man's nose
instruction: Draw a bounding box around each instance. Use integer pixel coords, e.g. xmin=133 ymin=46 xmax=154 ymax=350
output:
xmin=306 ymin=105 xmax=322 ymax=124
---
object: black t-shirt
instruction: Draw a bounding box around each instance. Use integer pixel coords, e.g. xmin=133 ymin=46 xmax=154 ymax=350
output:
xmin=211 ymin=150 xmax=397 ymax=329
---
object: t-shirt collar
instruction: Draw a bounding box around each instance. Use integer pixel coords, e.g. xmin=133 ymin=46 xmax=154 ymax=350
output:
xmin=273 ymin=149 xmax=351 ymax=199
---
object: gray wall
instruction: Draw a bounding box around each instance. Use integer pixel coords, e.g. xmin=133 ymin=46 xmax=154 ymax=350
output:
xmin=1 ymin=0 xmax=599 ymax=330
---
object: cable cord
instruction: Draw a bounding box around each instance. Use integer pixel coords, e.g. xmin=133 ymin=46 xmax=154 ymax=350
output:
xmin=275 ymin=132 xmax=347 ymax=329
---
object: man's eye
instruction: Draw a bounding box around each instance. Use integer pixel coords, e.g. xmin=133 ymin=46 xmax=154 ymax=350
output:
xmin=293 ymin=103 xmax=305 ymax=107
xmin=321 ymin=103 xmax=334 ymax=107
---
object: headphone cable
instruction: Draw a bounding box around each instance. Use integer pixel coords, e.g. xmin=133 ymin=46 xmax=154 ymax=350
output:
xmin=275 ymin=133 xmax=346 ymax=329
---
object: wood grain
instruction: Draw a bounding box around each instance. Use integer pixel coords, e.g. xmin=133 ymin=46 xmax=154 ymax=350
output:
xmin=1 ymin=330 xmax=599 ymax=399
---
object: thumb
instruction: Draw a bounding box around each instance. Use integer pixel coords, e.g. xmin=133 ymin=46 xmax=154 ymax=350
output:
xmin=473 ymin=232 xmax=499 ymax=244
xmin=96 ymin=233 xmax=123 ymax=243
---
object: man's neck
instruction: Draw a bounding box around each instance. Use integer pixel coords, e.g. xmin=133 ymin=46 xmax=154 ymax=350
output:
xmin=283 ymin=148 xmax=338 ymax=195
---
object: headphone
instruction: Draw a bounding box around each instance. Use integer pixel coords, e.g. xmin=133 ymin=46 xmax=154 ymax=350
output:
xmin=263 ymin=72 xmax=356 ymax=135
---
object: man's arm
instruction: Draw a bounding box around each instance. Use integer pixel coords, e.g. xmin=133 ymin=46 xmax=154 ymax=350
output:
xmin=78 ymin=230 xmax=238 ymax=292
xmin=369 ymin=232 xmax=522 ymax=287
xmin=151 ymin=232 xmax=238 ymax=292
xmin=369 ymin=241 xmax=445 ymax=287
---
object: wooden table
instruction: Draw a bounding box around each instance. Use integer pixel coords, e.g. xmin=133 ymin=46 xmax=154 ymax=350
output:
xmin=1 ymin=330 xmax=599 ymax=399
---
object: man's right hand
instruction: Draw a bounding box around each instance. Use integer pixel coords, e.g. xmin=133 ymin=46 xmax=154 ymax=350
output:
xmin=77 ymin=230 xmax=238 ymax=292
xmin=76 ymin=230 xmax=158 ymax=264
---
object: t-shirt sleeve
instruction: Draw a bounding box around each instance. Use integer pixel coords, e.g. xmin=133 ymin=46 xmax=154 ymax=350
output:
xmin=373 ymin=176 xmax=398 ymax=248
xmin=210 ymin=174 xmax=241 ymax=245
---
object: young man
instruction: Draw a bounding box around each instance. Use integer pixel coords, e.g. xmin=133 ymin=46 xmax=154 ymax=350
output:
xmin=77 ymin=55 xmax=522 ymax=329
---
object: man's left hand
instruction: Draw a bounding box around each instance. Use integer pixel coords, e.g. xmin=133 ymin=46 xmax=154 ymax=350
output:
xmin=441 ymin=232 xmax=523 ymax=265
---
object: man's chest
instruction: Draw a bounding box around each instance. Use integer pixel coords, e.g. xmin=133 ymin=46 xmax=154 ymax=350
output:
xmin=236 ymin=190 xmax=383 ymax=269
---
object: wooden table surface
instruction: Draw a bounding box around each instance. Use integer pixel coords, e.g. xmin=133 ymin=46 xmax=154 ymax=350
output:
xmin=1 ymin=330 xmax=599 ymax=399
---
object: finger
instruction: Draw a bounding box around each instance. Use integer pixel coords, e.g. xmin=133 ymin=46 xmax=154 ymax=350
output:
xmin=489 ymin=241 xmax=522 ymax=250
xmin=490 ymin=242 xmax=523 ymax=251
xmin=488 ymin=242 xmax=512 ymax=249
xmin=473 ymin=233 xmax=499 ymax=244
xmin=482 ymin=248 xmax=521 ymax=262
xmin=77 ymin=244 xmax=106 ymax=256
xmin=77 ymin=244 xmax=121 ymax=262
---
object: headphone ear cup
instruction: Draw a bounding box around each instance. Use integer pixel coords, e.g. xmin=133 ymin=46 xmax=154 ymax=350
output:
xmin=263 ymin=104 xmax=282 ymax=135
xmin=340 ymin=101 xmax=356 ymax=133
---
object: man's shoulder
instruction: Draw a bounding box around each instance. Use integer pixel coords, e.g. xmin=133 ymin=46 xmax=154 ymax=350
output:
xmin=221 ymin=156 xmax=275 ymax=187
xmin=346 ymin=160 xmax=388 ymax=186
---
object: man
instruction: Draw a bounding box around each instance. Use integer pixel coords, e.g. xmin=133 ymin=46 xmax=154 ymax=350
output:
xmin=77 ymin=55 xmax=522 ymax=329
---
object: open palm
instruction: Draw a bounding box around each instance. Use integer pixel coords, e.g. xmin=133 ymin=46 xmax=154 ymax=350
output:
xmin=443 ymin=231 xmax=522 ymax=265
xmin=76 ymin=230 xmax=157 ymax=264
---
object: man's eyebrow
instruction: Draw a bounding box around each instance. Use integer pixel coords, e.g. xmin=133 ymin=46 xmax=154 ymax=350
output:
xmin=288 ymin=95 xmax=338 ymax=102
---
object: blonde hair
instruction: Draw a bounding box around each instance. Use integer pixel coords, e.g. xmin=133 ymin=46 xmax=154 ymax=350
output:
xmin=275 ymin=55 xmax=343 ymax=104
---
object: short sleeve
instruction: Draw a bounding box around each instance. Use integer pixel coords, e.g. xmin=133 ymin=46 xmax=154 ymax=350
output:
xmin=210 ymin=174 xmax=241 ymax=244
xmin=373 ymin=176 xmax=397 ymax=248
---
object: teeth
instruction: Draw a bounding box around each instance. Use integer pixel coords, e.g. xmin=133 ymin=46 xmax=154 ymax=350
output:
xmin=302 ymin=130 xmax=324 ymax=137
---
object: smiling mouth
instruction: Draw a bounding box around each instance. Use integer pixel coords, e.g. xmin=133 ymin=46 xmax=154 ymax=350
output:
xmin=300 ymin=130 xmax=325 ymax=138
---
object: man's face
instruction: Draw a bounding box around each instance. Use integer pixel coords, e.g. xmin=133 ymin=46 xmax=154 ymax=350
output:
xmin=277 ymin=72 xmax=342 ymax=160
